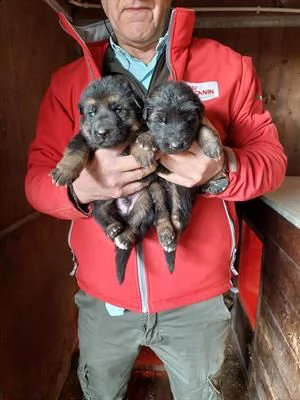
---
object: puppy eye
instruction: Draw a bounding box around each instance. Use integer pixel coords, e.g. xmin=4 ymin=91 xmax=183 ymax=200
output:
xmin=186 ymin=114 xmax=199 ymax=123
xmin=87 ymin=106 xmax=97 ymax=117
xmin=112 ymin=104 xmax=123 ymax=114
xmin=157 ymin=115 xmax=166 ymax=124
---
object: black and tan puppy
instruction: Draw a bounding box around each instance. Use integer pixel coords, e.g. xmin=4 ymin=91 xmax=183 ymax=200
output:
xmin=50 ymin=75 xmax=157 ymax=283
xmin=135 ymin=80 xmax=223 ymax=271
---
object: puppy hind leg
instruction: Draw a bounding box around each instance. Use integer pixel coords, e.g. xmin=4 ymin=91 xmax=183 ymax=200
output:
xmin=114 ymin=190 xmax=154 ymax=283
xmin=170 ymin=185 xmax=196 ymax=240
xmin=113 ymin=225 xmax=141 ymax=285
xmin=148 ymin=181 xmax=177 ymax=272
xmin=115 ymin=247 xmax=133 ymax=284
xmin=92 ymin=199 xmax=124 ymax=240
xmin=114 ymin=189 xmax=153 ymax=249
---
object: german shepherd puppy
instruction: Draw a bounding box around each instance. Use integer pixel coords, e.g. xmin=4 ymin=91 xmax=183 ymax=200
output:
xmin=135 ymin=80 xmax=223 ymax=271
xmin=50 ymin=75 xmax=157 ymax=284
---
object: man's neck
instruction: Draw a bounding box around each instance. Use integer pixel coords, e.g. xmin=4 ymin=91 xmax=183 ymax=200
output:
xmin=116 ymin=41 xmax=158 ymax=65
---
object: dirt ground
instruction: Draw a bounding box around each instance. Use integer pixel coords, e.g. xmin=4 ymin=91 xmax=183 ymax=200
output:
xmin=59 ymin=330 xmax=249 ymax=400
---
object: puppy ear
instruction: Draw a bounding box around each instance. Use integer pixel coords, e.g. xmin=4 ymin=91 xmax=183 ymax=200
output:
xmin=189 ymin=96 xmax=204 ymax=119
xmin=78 ymin=103 xmax=84 ymax=116
xmin=143 ymin=106 xmax=151 ymax=121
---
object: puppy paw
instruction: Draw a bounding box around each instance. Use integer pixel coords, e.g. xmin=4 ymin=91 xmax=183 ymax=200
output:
xmin=131 ymin=132 xmax=158 ymax=168
xmin=114 ymin=230 xmax=136 ymax=250
xmin=107 ymin=222 xmax=124 ymax=240
xmin=202 ymin=141 xmax=223 ymax=160
xmin=171 ymin=213 xmax=186 ymax=234
xmin=49 ymin=166 xmax=77 ymax=186
xmin=198 ymin=125 xmax=223 ymax=160
xmin=157 ymin=225 xmax=177 ymax=252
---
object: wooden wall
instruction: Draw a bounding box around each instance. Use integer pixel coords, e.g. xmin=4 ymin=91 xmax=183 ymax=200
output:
xmin=243 ymin=200 xmax=300 ymax=400
xmin=1 ymin=0 xmax=300 ymax=398
xmin=0 ymin=0 xmax=79 ymax=399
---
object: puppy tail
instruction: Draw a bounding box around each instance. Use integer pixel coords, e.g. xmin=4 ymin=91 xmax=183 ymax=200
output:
xmin=164 ymin=250 xmax=176 ymax=274
xmin=115 ymin=248 xmax=132 ymax=284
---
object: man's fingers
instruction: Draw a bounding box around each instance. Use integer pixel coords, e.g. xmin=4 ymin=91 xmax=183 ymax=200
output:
xmin=121 ymin=165 xmax=156 ymax=185
xmin=94 ymin=148 xmax=142 ymax=171
xmin=157 ymin=171 xmax=193 ymax=187
xmin=120 ymin=180 xmax=150 ymax=197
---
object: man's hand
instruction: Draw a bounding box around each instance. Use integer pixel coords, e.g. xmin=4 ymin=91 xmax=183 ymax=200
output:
xmin=158 ymin=141 xmax=225 ymax=188
xmin=157 ymin=117 xmax=225 ymax=188
xmin=72 ymin=145 xmax=156 ymax=204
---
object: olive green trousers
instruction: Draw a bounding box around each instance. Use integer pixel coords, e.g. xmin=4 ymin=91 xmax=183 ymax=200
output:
xmin=75 ymin=291 xmax=230 ymax=400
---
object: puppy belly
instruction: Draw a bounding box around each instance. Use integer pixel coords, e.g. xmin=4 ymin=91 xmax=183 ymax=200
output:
xmin=116 ymin=192 xmax=142 ymax=216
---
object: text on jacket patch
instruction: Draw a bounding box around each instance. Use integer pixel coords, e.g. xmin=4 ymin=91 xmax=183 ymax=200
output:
xmin=184 ymin=81 xmax=220 ymax=102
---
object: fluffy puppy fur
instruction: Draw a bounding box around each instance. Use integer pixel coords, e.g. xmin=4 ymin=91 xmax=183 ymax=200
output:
xmin=135 ymin=80 xmax=223 ymax=271
xmin=50 ymin=75 xmax=156 ymax=284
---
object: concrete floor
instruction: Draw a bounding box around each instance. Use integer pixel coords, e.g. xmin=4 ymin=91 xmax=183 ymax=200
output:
xmin=59 ymin=330 xmax=249 ymax=400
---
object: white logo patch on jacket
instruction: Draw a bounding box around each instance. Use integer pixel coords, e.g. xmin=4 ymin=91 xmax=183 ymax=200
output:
xmin=185 ymin=81 xmax=220 ymax=102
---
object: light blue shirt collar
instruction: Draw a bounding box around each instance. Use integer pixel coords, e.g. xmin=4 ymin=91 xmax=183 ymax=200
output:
xmin=109 ymin=33 xmax=168 ymax=90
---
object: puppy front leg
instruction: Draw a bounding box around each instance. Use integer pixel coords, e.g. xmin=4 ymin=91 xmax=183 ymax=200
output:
xmin=130 ymin=131 xmax=158 ymax=168
xmin=197 ymin=124 xmax=223 ymax=160
xmin=50 ymin=132 xmax=90 ymax=186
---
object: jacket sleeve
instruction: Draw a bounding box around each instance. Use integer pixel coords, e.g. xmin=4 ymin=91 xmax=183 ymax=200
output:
xmin=25 ymin=73 xmax=88 ymax=220
xmin=217 ymin=56 xmax=287 ymax=201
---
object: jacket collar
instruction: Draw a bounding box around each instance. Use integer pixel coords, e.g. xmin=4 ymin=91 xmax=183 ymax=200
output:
xmin=58 ymin=7 xmax=196 ymax=80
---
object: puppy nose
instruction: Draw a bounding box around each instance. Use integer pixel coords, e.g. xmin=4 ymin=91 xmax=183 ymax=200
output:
xmin=96 ymin=129 xmax=108 ymax=138
xmin=170 ymin=141 xmax=183 ymax=150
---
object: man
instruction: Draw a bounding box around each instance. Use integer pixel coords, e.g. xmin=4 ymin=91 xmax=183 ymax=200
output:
xmin=25 ymin=1 xmax=287 ymax=399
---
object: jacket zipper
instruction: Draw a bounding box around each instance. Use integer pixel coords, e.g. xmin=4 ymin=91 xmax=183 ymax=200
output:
xmin=136 ymin=243 xmax=149 ymax=313
xmin=166 ymin=10 xmax=176 ymax=80
xmin=135 ymin=11 xmax=177 ymax=314
xmin=222 ymin=201 xmax=239 ymax=278
xmin=67 ymin=221 xmax=79 ymax=276
xmin=59 ymin=16 xmax=95 ymax=80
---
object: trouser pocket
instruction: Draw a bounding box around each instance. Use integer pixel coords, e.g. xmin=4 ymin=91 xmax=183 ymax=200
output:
xmin=208 ymin=373 xmax=223 ymax=399
xmin=78 ymin=363 xmax=93 ymax=400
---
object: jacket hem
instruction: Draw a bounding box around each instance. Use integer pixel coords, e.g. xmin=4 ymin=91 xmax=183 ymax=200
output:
xmin=76 ymin=280 xmax=232 ymax=314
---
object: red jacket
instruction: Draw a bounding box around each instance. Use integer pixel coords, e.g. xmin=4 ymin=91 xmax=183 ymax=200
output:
xmin=25 ymin=8 xmax=287 ymax=313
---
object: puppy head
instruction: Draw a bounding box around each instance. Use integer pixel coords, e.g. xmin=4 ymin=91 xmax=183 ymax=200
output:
xmin=79 ymin=75 xmax=142 ymax=149
xmin=144 ymin=81 xmax=204 ymax=153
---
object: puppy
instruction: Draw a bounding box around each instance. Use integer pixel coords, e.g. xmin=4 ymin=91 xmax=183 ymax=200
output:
xmin=135 ymin=80 xmax=223 ymax=271
xmin=50 ymin=75 xmax=157 ymax=284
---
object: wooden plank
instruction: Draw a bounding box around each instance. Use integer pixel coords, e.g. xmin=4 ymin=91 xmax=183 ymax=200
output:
xmin=174 ymin=0 xmax=279 ymax=6
xmin=232 ymin=298 xmax=254 ymax=376
xmin=249 ymin=354 xmax=274 ymax=400
xmin=263 ymin=240 xmax=300 ymax=354
xmin=255 ymin=27 xmax=283 ymax=127
xmin=0 ymin=215 xmax=78 ymax=400
xmin=272 ymin=27 xmax=300 ymax=175
xmin=243 ymin=200 xmax=300 ymax=265
xmin=250 ymin=351 xmax=290 ymax=400
xmin=0 ymin=0 xmax=78 ymax=231
xmin=196 ymin=15 xmax=300 ymax=28
xmin=253 ymin=328 xmax=293 ymax=399
xmin=255 ymin=301 xmax=300 ymax=399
